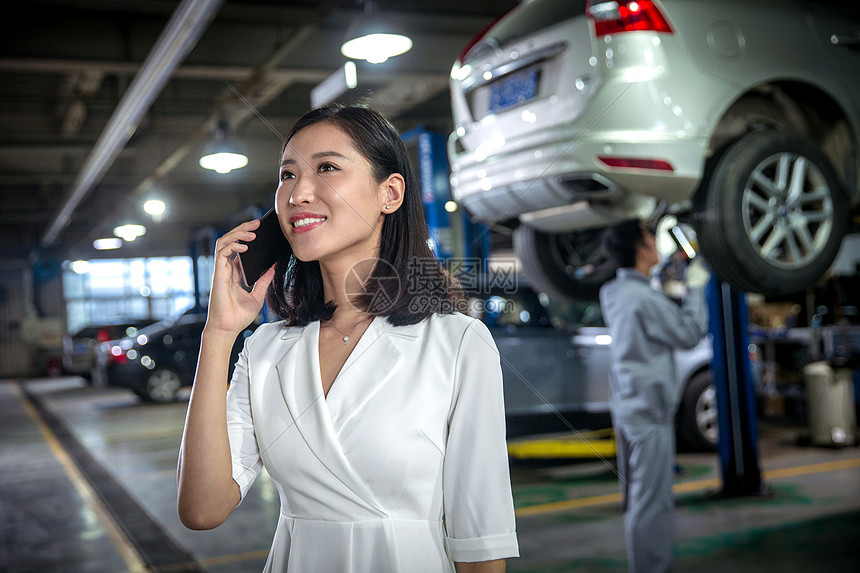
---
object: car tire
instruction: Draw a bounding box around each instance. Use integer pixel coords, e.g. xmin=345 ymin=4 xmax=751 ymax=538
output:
xmin=145 ymin=369 xmax=182 ymax=403
xmin=677 ymin=371 xmax=718 ymax=452
xmin=513 ymin=225 xmax=615 ymax=301
xmin=694 ymin=130 xmax=848 ymax=295
xmin=133 ymin=388 xmax=151 ymax=401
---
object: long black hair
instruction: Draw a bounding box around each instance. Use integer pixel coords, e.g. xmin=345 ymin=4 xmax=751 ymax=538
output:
xmin=266 ymin=103 xmax=463 ymax=327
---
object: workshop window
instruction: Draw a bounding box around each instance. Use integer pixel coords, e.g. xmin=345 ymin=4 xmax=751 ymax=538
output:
xmin=62 ymin=256 xmax=205 ymax=334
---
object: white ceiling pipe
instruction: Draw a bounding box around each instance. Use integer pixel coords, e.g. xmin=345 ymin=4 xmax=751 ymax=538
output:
xmin=41 ymin=0 xmax=225 ymax=247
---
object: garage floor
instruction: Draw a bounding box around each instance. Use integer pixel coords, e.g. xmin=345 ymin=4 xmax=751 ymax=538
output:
xmin=3 ymin=377 xmax=859 ymax=573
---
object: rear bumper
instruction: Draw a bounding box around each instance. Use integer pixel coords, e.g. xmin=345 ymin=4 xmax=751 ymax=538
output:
xmin=449 ymin=30 xmax=739 ymax=230
xmin=449 ymin=129 xmax=706 ymax=229
xmin=62 ymin=355 xmax=93 ymax=375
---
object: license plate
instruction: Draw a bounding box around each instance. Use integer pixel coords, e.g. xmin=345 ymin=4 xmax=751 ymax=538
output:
xmin=488 ymin=68 xmax=538 ymax=114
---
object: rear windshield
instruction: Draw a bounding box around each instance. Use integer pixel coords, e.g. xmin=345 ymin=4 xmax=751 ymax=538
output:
xmin=489 ymin=0 xmax=586 ymax=47
xmin=73 ymin=327 xmax=101 ymax=338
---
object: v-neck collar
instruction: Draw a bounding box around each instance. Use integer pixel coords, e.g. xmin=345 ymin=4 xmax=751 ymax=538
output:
xmin=317 ymin=315 xmax=380 ymax=402
xmin=272 ymin=316 xmax=407 ymax=515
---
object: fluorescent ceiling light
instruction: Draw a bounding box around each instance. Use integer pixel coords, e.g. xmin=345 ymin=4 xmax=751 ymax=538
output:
xmin=311 ymin=62 xmax=359 ymax=108
xmin=93 ymin=237 xmax=123 ymax=250
xmin=345 ymin=60 xmax=358 ymax=88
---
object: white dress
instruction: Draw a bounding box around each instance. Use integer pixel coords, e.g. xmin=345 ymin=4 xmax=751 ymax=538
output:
xmin=225 ymin=312 xmax=519 ymax=572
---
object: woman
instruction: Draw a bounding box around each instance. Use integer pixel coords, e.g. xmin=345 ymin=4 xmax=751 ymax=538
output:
xmin=177 ymin=104 xmax=519 ymax=572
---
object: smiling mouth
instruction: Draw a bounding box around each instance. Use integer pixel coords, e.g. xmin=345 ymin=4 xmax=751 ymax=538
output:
xmin=292 ymin=217 xmax=326 ymax=228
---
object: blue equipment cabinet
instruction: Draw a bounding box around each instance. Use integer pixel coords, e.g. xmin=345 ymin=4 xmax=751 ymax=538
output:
xmin=401 ymin=126 xmax=491 ymax=267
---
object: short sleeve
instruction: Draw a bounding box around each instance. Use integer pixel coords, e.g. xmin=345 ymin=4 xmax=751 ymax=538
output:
xmin=443 ymin=319 xmax=519 ymax=562
xmin=225 ymin=335 xmax=262 ymax=503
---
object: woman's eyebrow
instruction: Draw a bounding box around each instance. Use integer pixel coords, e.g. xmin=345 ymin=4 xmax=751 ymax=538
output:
xmin=312 ymin=151 xmax=348 ymax=160
xmin=280 ymin=150 xmax=348 ymax=166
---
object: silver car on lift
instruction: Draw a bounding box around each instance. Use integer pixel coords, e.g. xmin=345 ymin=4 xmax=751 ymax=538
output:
xmin=448 ymin=0 xmax=860 ymax=298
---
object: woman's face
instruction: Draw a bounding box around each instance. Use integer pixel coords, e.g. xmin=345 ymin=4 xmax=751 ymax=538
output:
xmin=275 ymin=122 xmax=388 ymax=264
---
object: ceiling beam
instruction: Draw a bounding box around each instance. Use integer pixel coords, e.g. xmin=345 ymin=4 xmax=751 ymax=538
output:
xmin=0 ymin=57 xmax=329 ymax=84
xmin=72 ymin=0 xmax=345 ymax=253
xmin=40 ymin=0 xmax=226 ymax=248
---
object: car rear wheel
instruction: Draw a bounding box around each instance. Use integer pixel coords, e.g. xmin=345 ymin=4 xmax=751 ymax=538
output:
xmin=694 ymin=130 xmax=848 ymax=295
xmin=145 ymin=369 xmax=182 ymax=403
xmin=677 ymin=371 xmax=718 ymax=452
xmin=513 ymin=225 xmax=615 ymax=301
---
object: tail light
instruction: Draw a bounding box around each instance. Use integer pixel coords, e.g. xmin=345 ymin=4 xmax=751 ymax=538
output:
xmin=456 ymin=8 xmax=514 ymax=66
xmin=108 ymin=345 xmax=129 ymax=364
xmin=586 ymin=0 xmax=673 ymax=37
xmin=598 ymin=156 xmax=674 ymax=171
xmin=97 ymin=328 xmax=111 ymax=343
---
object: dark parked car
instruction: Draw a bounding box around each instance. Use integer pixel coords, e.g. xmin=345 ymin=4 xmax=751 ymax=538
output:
xmin=63 ymin=320 xmax=156 ymax=381
xmin=100 ymin=313 xmax=256 ymax=402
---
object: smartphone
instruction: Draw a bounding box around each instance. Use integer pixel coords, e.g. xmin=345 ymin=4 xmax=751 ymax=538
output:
xmin=669 ymin=225 xmax=697 ymax=260
xmin=236 ymin=208 xmax=292 ymax=289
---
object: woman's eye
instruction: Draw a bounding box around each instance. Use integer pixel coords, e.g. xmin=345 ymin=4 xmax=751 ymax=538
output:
xmin=279 ymin=170 xmax=294 ymax=181
xmin=318 ymin=163 xmax=336 ymax=173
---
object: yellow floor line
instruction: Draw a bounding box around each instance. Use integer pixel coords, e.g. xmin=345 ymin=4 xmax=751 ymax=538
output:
xmin=13 ymin=382 xmax=149 ymax=573
xmin=763 ymin=457 xmax=860 ymax=480
xmin=516 ymin=456 xmax=860 ymax=518
xmin=98 ymin=427 xmax=183 ymax=443
xmin=516 ymin=492 xmax=622 ymax=518
xmin=671 ymin=477 xmax=721 ymax=495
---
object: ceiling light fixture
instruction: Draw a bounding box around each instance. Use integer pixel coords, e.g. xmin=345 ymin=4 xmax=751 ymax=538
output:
xmin=113 ymin=224 xmax=147 ymax=242
xmin=199 ymin=120 xmax=248 ymax=174
xmin=143 ymin=199 xmax=166 ymax=222
xmin=341 ymin=1 xmax=412 ymax=64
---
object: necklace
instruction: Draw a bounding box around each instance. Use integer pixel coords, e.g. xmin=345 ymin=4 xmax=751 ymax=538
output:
xmin=324 ymin=316 xmax=374 ymax=345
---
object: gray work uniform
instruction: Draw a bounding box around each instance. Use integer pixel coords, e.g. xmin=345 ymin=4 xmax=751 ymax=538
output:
xmin=599 ymin=268 xmax=708 ymax=573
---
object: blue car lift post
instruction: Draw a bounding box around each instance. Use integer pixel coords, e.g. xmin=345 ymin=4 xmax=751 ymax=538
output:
xmin=707 ymin=276 xmax=772 ymax=497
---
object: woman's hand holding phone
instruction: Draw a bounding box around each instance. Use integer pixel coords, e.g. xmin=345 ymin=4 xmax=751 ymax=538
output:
xmin=206 ymin=218 xmax=277 ymax=337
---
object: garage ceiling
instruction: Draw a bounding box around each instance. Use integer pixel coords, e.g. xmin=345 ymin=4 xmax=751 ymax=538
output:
xmin=0 ymin=0 xmax=517 ymax=266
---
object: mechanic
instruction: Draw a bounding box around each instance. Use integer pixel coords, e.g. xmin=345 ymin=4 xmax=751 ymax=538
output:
xmin=599 ymin=219 xmax=710 ymax=573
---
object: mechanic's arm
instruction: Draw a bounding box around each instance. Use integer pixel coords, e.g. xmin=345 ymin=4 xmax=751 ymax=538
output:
xmin=642 ymin=275 xmax=709 ymax=349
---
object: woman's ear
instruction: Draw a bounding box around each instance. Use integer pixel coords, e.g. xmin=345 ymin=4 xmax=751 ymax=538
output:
xmin=380 ymin=173 xmax=405 ymax=213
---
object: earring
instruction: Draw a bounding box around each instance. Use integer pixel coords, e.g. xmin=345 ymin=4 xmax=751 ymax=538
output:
xmin=384 ymin=205 xmax=391 ymax=210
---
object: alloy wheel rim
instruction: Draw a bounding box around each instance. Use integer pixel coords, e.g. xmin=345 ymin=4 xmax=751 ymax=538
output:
xmin=553 ymin=230 xmax=607 ymax=283
xmin=148 ymin=370 xmax=180 ymax=401
xmin=696 ymin=384 xmax=719 ymax=445
xmin=741 ymin=151 xmax=833 ymax=270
